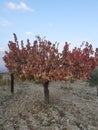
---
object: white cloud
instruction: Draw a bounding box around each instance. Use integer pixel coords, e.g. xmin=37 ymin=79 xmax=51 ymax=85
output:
xmin=0 ymin=17 xmax=11 ymax=27
xmin=8 ymin=2 xmax=16 ymax=9
xmin=7 ymin=2 xmax=34 ymax=12
xmin=25 ymin=32 xmax=33 ymax=35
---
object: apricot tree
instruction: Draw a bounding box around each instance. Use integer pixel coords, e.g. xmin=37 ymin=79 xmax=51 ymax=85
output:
xmin=3 ymin=34 xmax=95 ymax=103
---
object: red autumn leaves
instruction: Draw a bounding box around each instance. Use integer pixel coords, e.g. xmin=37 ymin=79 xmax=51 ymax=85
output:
xmin=3 ymin=34 xmax=96 ymax=83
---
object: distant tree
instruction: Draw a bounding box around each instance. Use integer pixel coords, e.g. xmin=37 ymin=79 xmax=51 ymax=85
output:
xmin=3 ymin=34 xmax=96 ymax=103
xmin=95 ymin=48 xmax=98 ymax=66
xmin=89 ymin=67 xmax=98 ymax=96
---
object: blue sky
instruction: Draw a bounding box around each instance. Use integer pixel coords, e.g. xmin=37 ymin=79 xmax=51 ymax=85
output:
xmin=0 ymin=0 xmax=98 ymax=52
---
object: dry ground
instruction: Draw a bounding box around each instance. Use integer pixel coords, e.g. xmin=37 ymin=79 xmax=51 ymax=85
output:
xmin=0 ymin=78 xmax=98 ymax=130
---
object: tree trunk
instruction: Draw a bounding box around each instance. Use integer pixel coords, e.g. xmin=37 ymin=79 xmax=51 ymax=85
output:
xmin=11 ymin=74 xmax=14 ymax=94
xmin=43 ymin=82 xmax=49 ymax=104
xmin=70 ymin=77 xmax=74 ymax=83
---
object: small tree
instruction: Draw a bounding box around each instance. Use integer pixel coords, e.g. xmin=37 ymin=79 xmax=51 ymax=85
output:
xmin=3 ymin=34 xmax=61 ymax=103
xmin=3 ymin=34 xmax=96 ymax=103
xmin=61 ymin=42 xmax=95 ymax=81
xmin=89 ymin=67 xmax=98 ymax=96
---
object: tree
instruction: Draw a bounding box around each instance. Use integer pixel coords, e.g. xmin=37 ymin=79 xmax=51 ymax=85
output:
xmin=3 ymin=34 xmax=61 ymax=103
xmin=95 ymin=48 xmax=98 ymax=66
xmin=61 ymin=42 xmax=95 ymax=80
xmin=3 ymin=34 xmax=96 ymax=103
xmin=89 ymin=67 xmax=98 ymax=96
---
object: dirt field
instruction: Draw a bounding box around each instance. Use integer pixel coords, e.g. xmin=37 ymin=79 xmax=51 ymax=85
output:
xmin=0 ymin=78 xmax=98 ymax=130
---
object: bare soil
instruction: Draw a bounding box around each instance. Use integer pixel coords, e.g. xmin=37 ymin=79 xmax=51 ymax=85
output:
xmin=0 ymin=79 xmax=98 ymax=130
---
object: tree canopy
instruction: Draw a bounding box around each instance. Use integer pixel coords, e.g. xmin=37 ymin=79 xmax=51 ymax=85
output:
xmin=3 ymin=34 xmax=95 ymax=83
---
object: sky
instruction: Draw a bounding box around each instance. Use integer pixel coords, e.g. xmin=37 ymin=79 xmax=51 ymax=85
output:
xmin=0 ymin=0 xmax=98 ymax=53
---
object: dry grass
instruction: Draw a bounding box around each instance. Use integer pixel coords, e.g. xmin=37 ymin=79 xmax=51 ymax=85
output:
xmin=0 ymin=74 xmax=98 ymax=130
